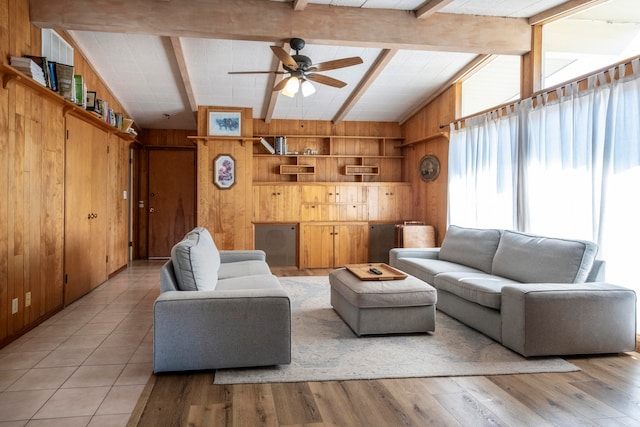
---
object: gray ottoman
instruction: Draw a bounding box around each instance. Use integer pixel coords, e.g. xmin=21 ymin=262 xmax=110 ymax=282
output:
xmin=329 ymin=268 xmax=437 ymax=336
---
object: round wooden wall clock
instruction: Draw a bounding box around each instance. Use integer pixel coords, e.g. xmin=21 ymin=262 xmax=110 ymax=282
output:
xmin=418 ymin=154 xmax=440 ymax=182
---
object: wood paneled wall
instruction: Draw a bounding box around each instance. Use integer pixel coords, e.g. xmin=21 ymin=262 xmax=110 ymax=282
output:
xmin=0 ymin=0 xmax=131 ymax=346
xmin=401 ymin=85 xmax=460 ymax=246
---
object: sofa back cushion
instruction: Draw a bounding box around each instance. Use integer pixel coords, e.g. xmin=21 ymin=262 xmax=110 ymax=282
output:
xmin=438 ymin=225 xmax=502 ymax=273
xmin=170 ymin=227 xmax=220 ymax=291
xmin=491 ymin=230 xmax=597 ymax=283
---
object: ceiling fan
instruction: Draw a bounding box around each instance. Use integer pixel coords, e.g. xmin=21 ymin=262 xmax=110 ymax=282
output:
xmin=228 ymin=38 xmax=363 ymax=97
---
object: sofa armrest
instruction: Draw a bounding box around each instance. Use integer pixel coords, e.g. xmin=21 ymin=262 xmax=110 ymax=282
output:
xmin=219 ymin=249 xmax=266 ymax=263
xmin=501 ymin=282 xmax=636 ymax=357
xmin=153 ymin=288 xmax=291 ymax=372
xmin=389 ymin=248 xmax=440 ymax=267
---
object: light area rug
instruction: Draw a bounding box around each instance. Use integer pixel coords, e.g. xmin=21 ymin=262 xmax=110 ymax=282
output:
xmin=214 ymin=276 xmax=579 ymax=384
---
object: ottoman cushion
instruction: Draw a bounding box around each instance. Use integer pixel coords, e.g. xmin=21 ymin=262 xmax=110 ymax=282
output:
xmin=329 ymin=268 xmax=437 ymax=308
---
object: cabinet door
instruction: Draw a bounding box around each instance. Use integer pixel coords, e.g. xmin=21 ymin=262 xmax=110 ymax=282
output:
xmin=301 ymin=224 xmax=335 ymax=268
xmin=253 ymin=185 xmax=300 ymax=222
xmin=334 ymin=224 xmax=368 ymax=267
xmin=335 ymin=185 xmax=366 ymax=204
xmin=368 ymin=184 xmax=412 ymax=221
xmin=64 ymin=116 xmax=108 ymax=304
xmin=301 ymin=185 xmax=332 ymax=203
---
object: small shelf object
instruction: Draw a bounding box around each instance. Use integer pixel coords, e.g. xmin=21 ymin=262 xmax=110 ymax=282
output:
xmin=344 ymin=165 xmax=380 ymax=176
xmin=279 ymin=164 xmax=316 ymax=175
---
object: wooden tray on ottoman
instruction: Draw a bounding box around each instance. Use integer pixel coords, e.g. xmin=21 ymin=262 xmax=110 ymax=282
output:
xmin=344 ymin=263 xmax=408 ymax=281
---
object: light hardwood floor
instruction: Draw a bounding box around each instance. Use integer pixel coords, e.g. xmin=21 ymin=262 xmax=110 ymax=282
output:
xmin=131 ymin=267 xmax=640 ymax=427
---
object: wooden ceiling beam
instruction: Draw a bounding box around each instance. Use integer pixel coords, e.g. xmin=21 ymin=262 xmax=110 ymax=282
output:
xmin=293 ymin=0 xmax=310 ymax=11
xmin=415 ymin=0 xmax=455 ymax=19
xmin=528 ymin=0 xmax=610 ymax=25
xmin=332 ymin=49 xmax=397 ymax=125
xmin=30 ymin=0 xmax=531 ymax=55
xmin=263 ymin=42 xmax=290 ymax=123
xmin=169 ymin=36 xmax=198 ymax=118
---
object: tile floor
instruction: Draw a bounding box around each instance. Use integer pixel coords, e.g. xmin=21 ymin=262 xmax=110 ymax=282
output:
xmin=0 ymin=261 xmax=162 ymax=426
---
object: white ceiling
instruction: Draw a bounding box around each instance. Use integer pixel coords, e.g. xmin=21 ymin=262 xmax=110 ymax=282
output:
xmin=53 ymin=0 xmax=640 ymax=130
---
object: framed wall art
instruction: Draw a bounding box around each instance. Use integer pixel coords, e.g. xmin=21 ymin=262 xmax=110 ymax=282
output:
xmin=208 ymin=111 xmax=242 ymax=136
xmin=214 ymin=154 xmax=236 ymax=189
xmin=418 ymin=154 xmax=440 ymax=182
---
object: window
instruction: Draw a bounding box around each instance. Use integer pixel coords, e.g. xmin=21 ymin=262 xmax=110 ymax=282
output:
xmin=460 ymin=55 xmax=521 ymax=117
xmin=542 ymin=0 xmax=640 ymax=88
xmin=41 ymin=28 xmax=74 ymax=66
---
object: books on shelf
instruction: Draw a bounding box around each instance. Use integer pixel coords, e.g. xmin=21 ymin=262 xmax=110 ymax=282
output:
xmin=259 ymin=137 xmax=275 ymax=154
xmin=74 ymin=75 xmax=86 ymax=107
xmin=55 ymin=63 xmax=75 ymax=102
xmin=10 ymin=56 xmax=47 ymax=87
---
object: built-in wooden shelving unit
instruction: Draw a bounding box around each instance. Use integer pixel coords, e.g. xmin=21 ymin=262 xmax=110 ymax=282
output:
xmin=397 ymin=132 xmax=449 ymax=148
xmin=1 ymin=63 xmax=138 ymax=141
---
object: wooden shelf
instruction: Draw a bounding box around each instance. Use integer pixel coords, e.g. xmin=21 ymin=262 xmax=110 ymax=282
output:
xmin=279 ymin=164 xmax=316 ymax=175
xmin=188 ymin=135 xmax=259 ymax=146
xmin=1 ymin=63 xmax=137 ymax=141
xmin=396 ymin=132 xmax=449 ymax=148
xmin=345 ymin=165 xmax=380 ymax=176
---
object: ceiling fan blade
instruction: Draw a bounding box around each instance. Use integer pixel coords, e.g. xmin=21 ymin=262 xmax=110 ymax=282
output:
xmin=313 ymin=56 xmax=363 ymax=72
xmin=306 ymin=73 xmax=347 ymax=88
xmin=270 ymin=45 xmax=298 ymax=69
xmin=273 ymin=77 xmax=292 ymax=92
xmin=228 ymin=71 xmax=286 ymax=74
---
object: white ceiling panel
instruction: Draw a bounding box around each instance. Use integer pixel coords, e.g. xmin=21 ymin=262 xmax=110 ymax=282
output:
xmin=346 ymin=50 xmax=477 ymax=121
xmin=62 ymin=0 xmax=638 ymax=130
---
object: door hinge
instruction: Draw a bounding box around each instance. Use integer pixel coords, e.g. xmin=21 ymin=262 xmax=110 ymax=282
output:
xmin=129 ymin=241 xmax=133 ymax=247
xmin=106 ymin=255 xmax=109 ymax=263
xmin=66 ymin=129 xmax=69 ymax=140
xmin=107 ymin=145 xmax=110 ymax=154
xmin=64 ymin=274 xmax=68 ymax=284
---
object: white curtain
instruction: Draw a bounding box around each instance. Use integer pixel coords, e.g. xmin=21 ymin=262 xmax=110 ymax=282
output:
xmin=448 ymin=108 xmax=519 ymax=230
xmin=448 ymin=58 xmax=640 ymax=325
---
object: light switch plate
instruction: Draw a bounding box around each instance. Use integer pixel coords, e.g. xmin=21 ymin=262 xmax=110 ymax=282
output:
xmin=12 ymin=298 xmax=18 ymax=314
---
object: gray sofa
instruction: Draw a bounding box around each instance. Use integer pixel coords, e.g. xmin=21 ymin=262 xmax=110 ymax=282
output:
xmin=154 ymin=227 xmax=291 ymax=373
xmin=390 ymin=225 xmax=637 ymax=357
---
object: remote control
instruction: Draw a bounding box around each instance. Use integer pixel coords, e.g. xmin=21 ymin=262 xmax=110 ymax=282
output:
xmin=369 ymin=267 xmax=383 ymax=275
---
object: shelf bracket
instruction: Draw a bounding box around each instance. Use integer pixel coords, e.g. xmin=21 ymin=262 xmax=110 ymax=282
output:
xmin=2 ymin=73 xmax=19 ymax=89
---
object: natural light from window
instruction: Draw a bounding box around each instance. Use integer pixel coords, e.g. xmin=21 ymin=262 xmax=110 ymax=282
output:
xmin=460 ymin=55 xmax=521 ymax=118
xmin=542 ymin=0 xmax=640 ymax=88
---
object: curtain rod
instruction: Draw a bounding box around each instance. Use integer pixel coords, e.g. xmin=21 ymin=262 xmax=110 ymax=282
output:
xmin=439 ymin=54 xmax=640 ymax=129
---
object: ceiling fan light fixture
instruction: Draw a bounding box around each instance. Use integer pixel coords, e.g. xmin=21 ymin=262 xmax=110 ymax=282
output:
xmin=282 ymin=76 xmax=300 ymax=97
xmin=301 ymin=79 xmax=315 ymax=97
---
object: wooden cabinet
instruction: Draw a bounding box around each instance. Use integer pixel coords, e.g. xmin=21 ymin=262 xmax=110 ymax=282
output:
xmin=253 ymin=185 xmax=300 ymax=222
xmin=301 ymin=184 xmax=367 ymax=221
xmin=64 ymin=115 xmax=109 ymax=304
xmin=64 ymin=116 xmax=131 ymax=304
xmin=368 ymin=184 xmax=413 ymax=221
xmin=301 ymin=223 xmax=368 ymax=268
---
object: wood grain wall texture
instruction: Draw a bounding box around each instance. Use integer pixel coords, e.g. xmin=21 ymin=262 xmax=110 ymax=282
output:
xmin=401 ymin=85 xmax=460 ymax=246
xmin=0 ymin=0 xmax=131 ymax=346
xmin=1 ymin=0 xmax=65 ymax=344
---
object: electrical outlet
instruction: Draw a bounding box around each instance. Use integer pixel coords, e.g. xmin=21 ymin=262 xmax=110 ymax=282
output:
xmin=11 ymin=298 xmax=18 ymax=314
xmin=25 ymin=292 xmax=31 ymax=307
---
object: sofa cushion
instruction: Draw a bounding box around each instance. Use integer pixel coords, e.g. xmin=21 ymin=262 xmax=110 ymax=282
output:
xmin=434 ymin=272 xmax=520 ymax=309
xmin=438 ymin=225 xmax=502 ymax=273
xmin=491 ymin=230 xmax=598 ymax=283
xmin=170 ymin=227 xmax=221 ymax=291
xmin=215 ymin=274 xmax=282 ymax=291
xmin=394 ymin=257 xmax=483 ymax=286
xmin=218 ymin=260 xmax=272 ymax=279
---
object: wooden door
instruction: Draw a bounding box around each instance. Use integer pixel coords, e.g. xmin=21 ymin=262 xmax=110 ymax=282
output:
xmin=301 ymin=224 xmax=335 ymax=268
xmin=88 ymin=125 xmax=108 ymax=287
xmin=334 ymin=224 xmax=368 ymax=267
xmin=253 ymin=185 xmax=300 ymax=222
xmin=147 ymin=148 xmax=196 ymax=258
xmin=64 ymin=116 xmax=108 ymax=304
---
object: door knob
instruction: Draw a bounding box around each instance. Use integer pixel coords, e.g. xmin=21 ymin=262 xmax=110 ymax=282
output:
xmin=149 ymin=207 xmax=155 ymax=213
